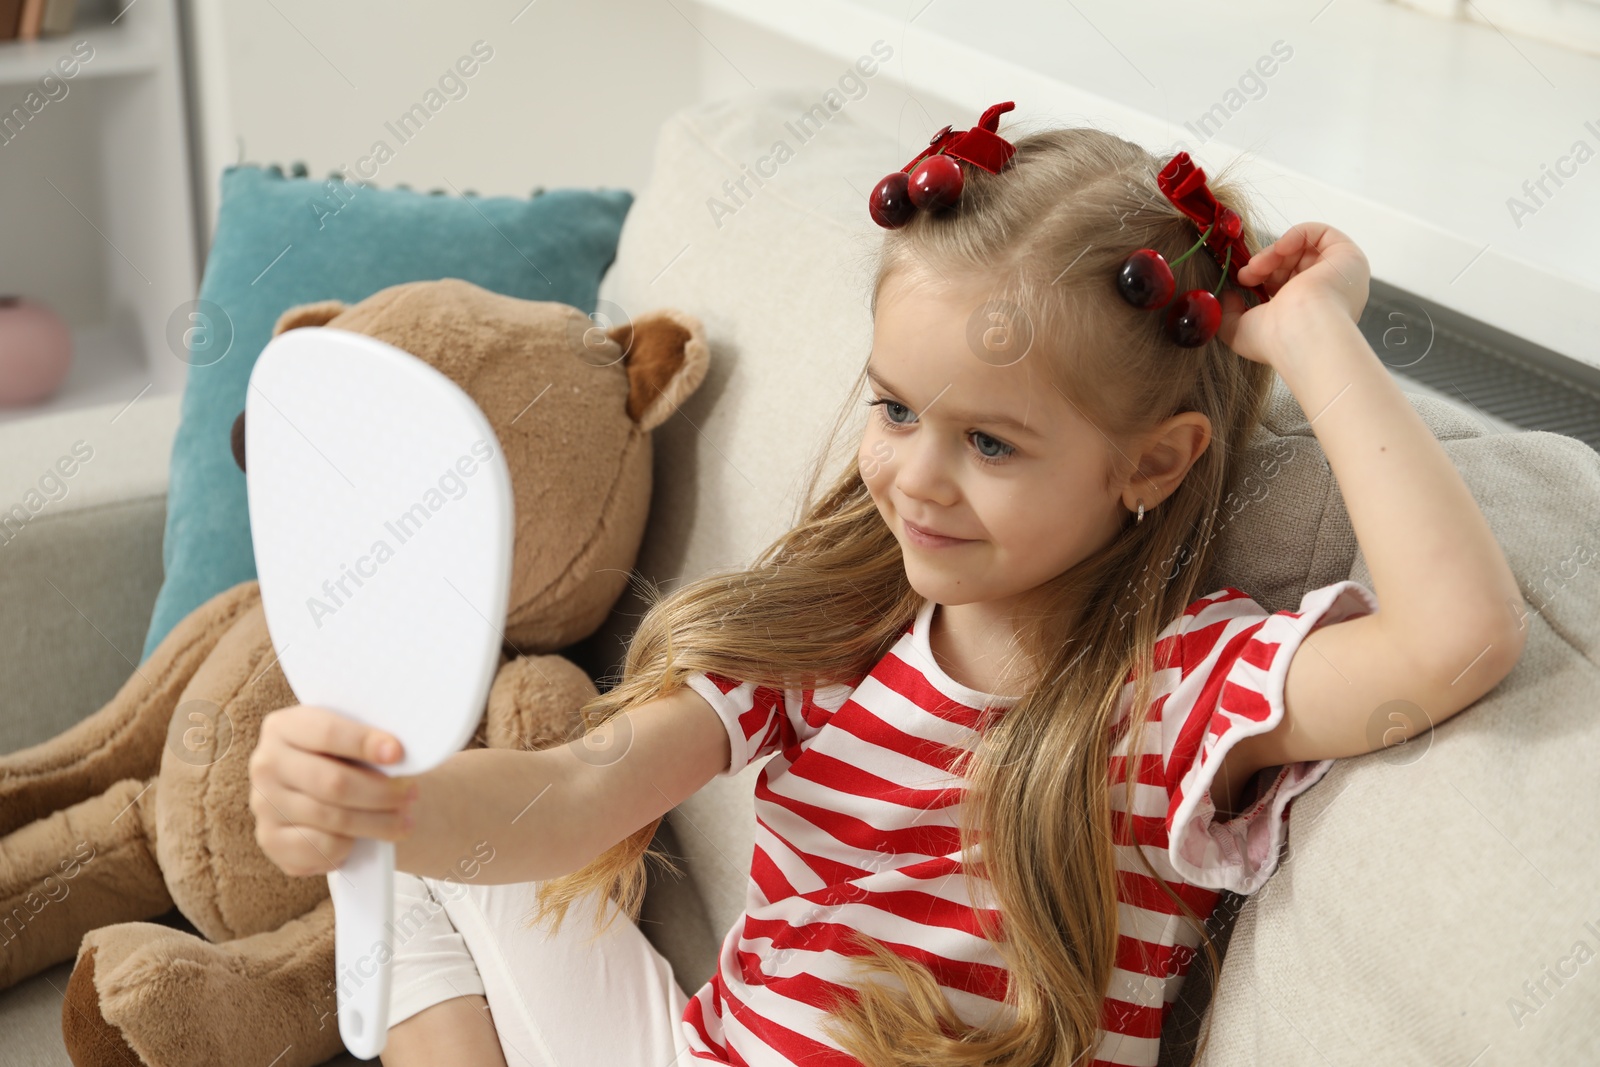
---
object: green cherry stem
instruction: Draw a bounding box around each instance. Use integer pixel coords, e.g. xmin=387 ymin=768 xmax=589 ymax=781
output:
xmin=1211 ymin=245 xmax=1233 ymax=296
xmin=1169 ymin=222 xmax=1216 ymax=268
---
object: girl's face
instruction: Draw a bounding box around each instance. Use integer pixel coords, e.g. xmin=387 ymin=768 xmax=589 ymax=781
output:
xmin=858 ymin=272 xmax=1200 ymax=613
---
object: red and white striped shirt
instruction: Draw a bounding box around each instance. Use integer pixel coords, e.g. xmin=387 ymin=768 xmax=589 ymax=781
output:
xmin=679 ymin=580 xmax=1378 ymax=1066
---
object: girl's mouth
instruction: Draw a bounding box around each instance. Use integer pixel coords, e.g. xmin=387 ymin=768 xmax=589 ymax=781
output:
xmin=902 ymin=518 xmax=973 ymax=548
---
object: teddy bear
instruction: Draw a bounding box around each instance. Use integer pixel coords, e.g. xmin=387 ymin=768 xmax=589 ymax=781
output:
xmin=0 ymin=277 xmax=709 ymax=1066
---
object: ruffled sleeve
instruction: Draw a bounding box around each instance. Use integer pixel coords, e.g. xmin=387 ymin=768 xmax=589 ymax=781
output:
xmin=1163 ymin=580 xmax=1380 ymax=894
xmin=684 ymin=670 xmax=802 ymax=777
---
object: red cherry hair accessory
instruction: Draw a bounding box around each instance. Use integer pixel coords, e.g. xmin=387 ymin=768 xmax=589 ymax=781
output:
xmin=1115 ymin=151 xmax=1270 ymax=347
xmin=870 ymin=102 xmax=1018 ymax=228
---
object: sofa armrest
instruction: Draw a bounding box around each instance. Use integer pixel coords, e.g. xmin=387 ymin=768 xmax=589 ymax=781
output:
xmin=0 ymin=393 xmax=180 ymax=754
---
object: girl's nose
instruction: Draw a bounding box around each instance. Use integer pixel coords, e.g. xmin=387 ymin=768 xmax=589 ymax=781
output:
xmin=894 ymin=434 xmax=958 ymax=507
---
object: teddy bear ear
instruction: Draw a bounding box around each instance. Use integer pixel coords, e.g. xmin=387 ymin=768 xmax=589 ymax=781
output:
xmin=271 ymin=299 xmax=348 ymax=338
xmin=607 ymin=309 xmax=709 ymax=433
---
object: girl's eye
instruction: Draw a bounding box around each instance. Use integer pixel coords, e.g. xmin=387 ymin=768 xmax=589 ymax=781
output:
xmin=872 ymin=398 xmax=915 ymax=425
xmin=864 ymin=396 xmax=915 ymax=427
xmin=863 ymin=397 xmax=1015 ymax=465
xmin=970 ymin=432 xmax=1013 ymax=464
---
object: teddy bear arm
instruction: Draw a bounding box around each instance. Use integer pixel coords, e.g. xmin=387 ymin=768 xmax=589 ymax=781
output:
xmin=484 ymin=654 xmax=601 ymax=753
xmin=0 ymin=776 xmax=169 ymax=992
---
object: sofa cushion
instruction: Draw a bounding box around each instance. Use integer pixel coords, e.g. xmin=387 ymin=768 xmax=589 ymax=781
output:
xmin=598 ymin=87 xmax=1600 ymax=1062
xmin=0 ymin=393 xmax=178 ymax=752
xmin=1192 ymin=425 xmax=1600 ymax=1065
xmin=140 ymin=165 xmax=633 ymax=664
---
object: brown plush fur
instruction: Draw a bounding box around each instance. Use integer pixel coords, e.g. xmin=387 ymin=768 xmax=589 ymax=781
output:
xmin=0 ymin=279 xmax=710 ymax=1066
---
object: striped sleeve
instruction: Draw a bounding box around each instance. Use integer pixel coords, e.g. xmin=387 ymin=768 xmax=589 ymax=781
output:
xmin=1162 ymin=579 xmax=1380 ymax=895
xmin=684 ymin=670 xmax=803 ymax=778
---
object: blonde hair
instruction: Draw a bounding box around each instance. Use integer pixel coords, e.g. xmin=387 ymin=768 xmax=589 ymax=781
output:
xmin=530 ymin=123 xmax=1276 ymax=1066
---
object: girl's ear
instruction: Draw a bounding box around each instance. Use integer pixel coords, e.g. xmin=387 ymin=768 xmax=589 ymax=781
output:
xmin=609 ymin=308 xmax=710 ymax=433
xmin=271 ymin=299 xmax=348 ymax=337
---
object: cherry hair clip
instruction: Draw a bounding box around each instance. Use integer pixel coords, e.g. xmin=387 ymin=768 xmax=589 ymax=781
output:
xmin=1115 ymin=151 xmax=1271 ymax=347
xmin=869 ymin=102 xmax=1018 ymax=229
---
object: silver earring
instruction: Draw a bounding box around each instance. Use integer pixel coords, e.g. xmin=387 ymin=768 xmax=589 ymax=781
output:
xmin=1135 ymin=500 xmax=1145 ymax=524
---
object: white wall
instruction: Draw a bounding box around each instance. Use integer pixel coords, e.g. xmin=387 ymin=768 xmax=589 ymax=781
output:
xmin=182 ymin=0 xmax=1600 ymax=363
xmin=187 ymin=0 xmax=693 ymax=240
xmin=183 ymin=0 xmax=957 ymax=250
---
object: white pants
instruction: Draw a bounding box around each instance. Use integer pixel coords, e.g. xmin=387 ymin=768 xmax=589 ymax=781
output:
xmin=389 ymin=871 xmax=695 ymax=1066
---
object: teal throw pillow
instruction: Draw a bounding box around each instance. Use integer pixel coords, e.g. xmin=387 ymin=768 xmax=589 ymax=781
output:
xmin=140 ymin=164 xmax=632 ymax=663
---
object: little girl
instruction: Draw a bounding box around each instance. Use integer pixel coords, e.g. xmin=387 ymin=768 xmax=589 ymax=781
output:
xmin=249 ymin=115 xmax=1526 ymax=1067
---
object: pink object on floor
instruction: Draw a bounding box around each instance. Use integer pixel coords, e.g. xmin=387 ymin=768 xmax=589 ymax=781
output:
xmin=0 ymin=296 xmax=73 ymax=407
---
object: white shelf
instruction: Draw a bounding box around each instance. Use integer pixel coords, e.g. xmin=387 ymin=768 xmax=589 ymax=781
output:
xmin=0 ymin=20 xmax=162 ymax=85
xmin=0 ymin=0 xmax=199 ymax=429
xmin=0 ymin=324 xmax=172 ymax=427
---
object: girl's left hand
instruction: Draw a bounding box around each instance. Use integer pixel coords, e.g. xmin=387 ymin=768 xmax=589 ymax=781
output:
xmin=1218 ymin=222 xmax=1370 ymax=366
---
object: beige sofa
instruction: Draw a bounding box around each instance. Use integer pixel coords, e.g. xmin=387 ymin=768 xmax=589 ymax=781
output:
xmin=4 ymin=90 xmax=1598 ymax=1067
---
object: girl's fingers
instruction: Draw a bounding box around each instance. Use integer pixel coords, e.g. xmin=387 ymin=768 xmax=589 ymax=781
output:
xmin=1236 ymin=244 xmax=1282 ymax=286
xmin=1217 ymin=287 xmax=1248 ymax=341
xmin=267 ymin=783 xmax=413 ymax=843
xmin=249 ymin=704 xmax=418 ymax=878
xmin=266 ymin=704 xmax=405 ymax=766
xmin=1238 ymin=223 xmax=1319 ymax=285
xmin=255 ymin=822 xmax=352 ymax=877
xmin=1216 ymin=289 xmax=1272 ymax=364
xmin=270 ymin=744 xmax=413 ymax=813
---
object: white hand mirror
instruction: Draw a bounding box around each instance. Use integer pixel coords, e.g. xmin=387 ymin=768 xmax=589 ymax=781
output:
xmin=245 ymin=326 xmax=514 ymax=1059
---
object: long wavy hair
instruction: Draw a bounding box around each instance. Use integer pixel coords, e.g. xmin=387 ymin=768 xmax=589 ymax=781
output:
xmin=528 ymin=122 xmax=1276 ymax=1066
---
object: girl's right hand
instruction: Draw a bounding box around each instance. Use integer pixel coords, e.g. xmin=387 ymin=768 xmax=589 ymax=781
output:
xmin=248 ymin=704 xmax=417 ymax=877
xmin=1219 ymin=221 xmax=1371 ymax=367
